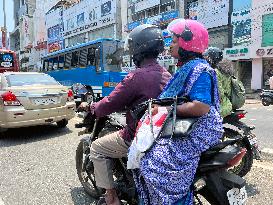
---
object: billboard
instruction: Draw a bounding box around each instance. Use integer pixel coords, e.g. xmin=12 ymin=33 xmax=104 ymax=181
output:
xmin=232 ymin=9 xmax=251 ymax=46
xmin=63 ymin=0 xmax=116 ymax=37
xmin=186 ymin=0 xmax=229 ymax=29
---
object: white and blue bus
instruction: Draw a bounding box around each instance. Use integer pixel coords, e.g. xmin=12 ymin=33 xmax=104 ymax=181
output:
xmin=41 ymin=38 xmax=128 ymax=99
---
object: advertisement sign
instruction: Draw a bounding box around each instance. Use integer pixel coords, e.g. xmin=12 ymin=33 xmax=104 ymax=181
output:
xmin=127 ymin=10 xmax=179 ymax=31
xmin=48 ymin=41 xmax=63 ymax=53
xmin=262 ymin=13 xmax=273 ymax=47
xmin=63 ymin=0 xmax=116 ymax=37
xmin=48 ymin=25 xmax=61 ymax=44
xmin=22 ymin=16 xmax=31 ymax=48
xmin=231 ymin=9 xmax=251 ymax=46
xmin=187 ymin=0 xmax=229 ymax=29
xmin=255 ymin=47 xmax=273 ymax=58
xmin=224 ymin=46 xmax=250 ymax=60
xmin=134 ymin=0 xmax=160 ymax=13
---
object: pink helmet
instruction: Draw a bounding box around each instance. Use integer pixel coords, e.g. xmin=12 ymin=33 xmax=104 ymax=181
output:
xmin=167 ymin=19 xmax=209 ymax=54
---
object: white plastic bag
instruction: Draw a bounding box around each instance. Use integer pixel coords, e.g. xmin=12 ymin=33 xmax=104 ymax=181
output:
xmin=127 ymin=107 xmax=168 ymax=169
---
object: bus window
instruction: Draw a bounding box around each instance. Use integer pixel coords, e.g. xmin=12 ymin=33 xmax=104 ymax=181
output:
xmin=59 ymin=55 xmax=64 ymax=69
xmin=43 ymin=60 xmax=49 ymax=71
xmin=87 ymin=48 xmax=95 ymax=66
xmin=53 ymin=57 xmax=58 ymax=70
xmin=64 ymin=53 xmax=72 ymax=69
xmin=71 ymin=51 xmax=79 ymax=67
xmin=103 ymin=41 xmax=123 ymax=72
xmin=79 ymin=49 xmax=88 ymax=67
xmin=48 ymin=60 xmax=53 ymax=70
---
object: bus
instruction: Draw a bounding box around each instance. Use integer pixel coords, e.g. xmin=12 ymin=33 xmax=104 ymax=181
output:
xmin=41 ymin=38 xmax=129 ymax=100
xmin=0 ymin=49 xmax=19 ymax=73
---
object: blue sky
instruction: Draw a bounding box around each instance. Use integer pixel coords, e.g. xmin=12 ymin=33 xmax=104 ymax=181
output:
xmin=0 ymin=0 xmax=14 ymax=32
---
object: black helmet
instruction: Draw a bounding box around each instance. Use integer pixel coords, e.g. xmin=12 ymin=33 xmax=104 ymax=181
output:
xmin=203 ymin=47 xmax=223 ymax=67
xmin=125 ymin=24 xmax=164 ymax=67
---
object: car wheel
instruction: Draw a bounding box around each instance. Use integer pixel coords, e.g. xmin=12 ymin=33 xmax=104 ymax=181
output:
xmin=56 ymin=119 xmax=68 ymax=128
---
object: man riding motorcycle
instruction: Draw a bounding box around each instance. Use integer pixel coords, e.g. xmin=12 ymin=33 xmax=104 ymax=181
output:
xmin=79 ymin=24 xmax=171 ymax=205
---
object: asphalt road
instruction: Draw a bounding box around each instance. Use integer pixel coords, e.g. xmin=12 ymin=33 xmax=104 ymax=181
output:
xmin=0 ymin=110 xmax=273 ymax=205
xmin=242 ymin=102 xmax=273 ymax=152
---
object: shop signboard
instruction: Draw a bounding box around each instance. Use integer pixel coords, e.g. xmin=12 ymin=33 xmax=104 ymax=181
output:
xmin=254 ymin=47 xmax=273 ymax=58
xmin=48 ymin=41 xmax=63 ymax=53
xmin=232 ymin=9 xmax=251 ymax=46
xmin=63 ymin=0 xmax=116 ymax=37
xmin=224 ymin=46 xmax=250 ymax=60
xmin=262 ymin=13 xmax=273 ymax=47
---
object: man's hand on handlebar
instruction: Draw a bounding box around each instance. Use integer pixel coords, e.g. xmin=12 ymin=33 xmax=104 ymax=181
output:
xmin=78 ymin=102 xmax=91 ymax=112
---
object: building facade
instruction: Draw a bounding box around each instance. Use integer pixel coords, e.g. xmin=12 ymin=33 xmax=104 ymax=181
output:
xmin=250 ymin=0 xmax=273 ymax=90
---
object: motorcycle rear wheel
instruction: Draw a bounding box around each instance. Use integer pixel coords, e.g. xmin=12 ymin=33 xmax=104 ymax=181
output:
xmin=76 ymin=140 xmax=104 ymax=199
xmin=223 ymin=128 xmax=253 ymax=177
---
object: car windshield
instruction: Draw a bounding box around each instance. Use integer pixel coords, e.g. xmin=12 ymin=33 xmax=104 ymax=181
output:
xmin=6 ymin=73 xmax=60 ymax=86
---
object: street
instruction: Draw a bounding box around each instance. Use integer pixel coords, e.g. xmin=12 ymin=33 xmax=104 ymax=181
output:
xmin=0 ymin=103 xmax=273 ymax=205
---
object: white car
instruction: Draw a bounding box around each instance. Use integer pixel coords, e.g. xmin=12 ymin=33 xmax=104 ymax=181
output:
xmin=0 ymin=72 xmax=76 ymax=132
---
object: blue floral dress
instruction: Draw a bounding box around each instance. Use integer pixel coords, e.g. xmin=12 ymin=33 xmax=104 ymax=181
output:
xmin=134 ymin=59 xmax=223 ymax=205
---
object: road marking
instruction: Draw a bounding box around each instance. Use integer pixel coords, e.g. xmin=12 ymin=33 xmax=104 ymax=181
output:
xmin=0 ymin=198 xmax=5 ymax=205
xmin=249 ymin=118 xmax=257 ymax=121
xmin=251 ymin=108 xmax=258 ymax=110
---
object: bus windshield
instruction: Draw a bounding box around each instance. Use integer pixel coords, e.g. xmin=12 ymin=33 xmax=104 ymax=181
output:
xmin=0 ymin=53 xmax=14 ymax=68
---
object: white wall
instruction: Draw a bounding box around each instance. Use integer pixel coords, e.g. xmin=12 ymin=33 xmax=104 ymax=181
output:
xmin=251 ymin=58 xmax=263 ymax=89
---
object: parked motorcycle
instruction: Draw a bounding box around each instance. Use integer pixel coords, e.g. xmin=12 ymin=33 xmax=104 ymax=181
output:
xmin=260 ymin=89 xmax=273 ymax=106
xmin=222 ymin=109 xmax=261 ymax=177
xmin=75 ymin=98 xmax=248 ymax=205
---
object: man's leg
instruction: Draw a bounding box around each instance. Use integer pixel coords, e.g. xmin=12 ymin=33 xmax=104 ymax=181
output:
xmin=89 ymin=131 xmax=129 ymax=204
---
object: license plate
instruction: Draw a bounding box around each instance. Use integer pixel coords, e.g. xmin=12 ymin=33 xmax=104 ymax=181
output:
xmin=227 ymin=186 xmax=247 ymax=205
xmin=32 ymin=97 xmax=58 ymax=105
xmin=74 ymin=98 xmax=82 ymax=102
xmin=248 ymin=133 xmax=258 ymax=145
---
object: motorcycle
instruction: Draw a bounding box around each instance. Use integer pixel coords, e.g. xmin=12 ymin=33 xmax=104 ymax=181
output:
xmin=260 ymin=89 xmax=273 ymax=106
xmin=75 ymin=98 xmax=248 ymax=205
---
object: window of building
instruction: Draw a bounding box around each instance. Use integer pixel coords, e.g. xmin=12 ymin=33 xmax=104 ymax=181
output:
xmin=147 ymin=6 xmax=159 ymax=18
xmin=160 ymin=1 xmax=175 ymax=13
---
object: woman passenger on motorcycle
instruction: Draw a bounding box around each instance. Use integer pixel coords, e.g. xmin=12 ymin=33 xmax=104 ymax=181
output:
xmin=80 ymin=24 xmax=171 ymax=205
xmin=134 ymin=19 xmax=223 ymax=204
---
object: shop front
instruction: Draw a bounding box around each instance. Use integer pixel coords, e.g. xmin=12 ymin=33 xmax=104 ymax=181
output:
xmin=224 ymin=46 xmax=252 ymax=91
xmin=251 ymin=46 xmax=273 ymax=90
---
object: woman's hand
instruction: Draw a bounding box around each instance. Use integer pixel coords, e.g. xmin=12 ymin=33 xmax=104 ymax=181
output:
xmin=176 ymin=101 xmax=210 ymax=117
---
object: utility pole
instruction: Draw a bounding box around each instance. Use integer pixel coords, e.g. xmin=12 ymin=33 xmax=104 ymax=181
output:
xmin=2 ymin=0 xmax=7 ymax=49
